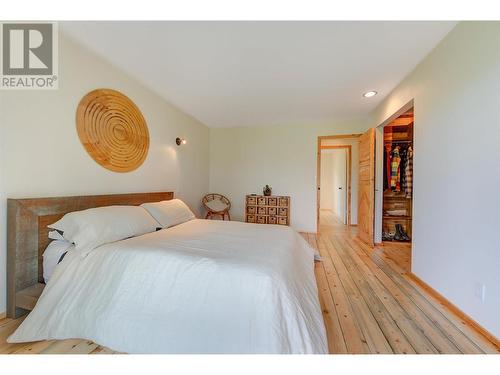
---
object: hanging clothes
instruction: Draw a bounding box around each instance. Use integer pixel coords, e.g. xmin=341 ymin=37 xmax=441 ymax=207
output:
xmin=390 ymin=146 xmax=401 ymax=192
xmin=384 ymin=145 xmax=392 ymax=191
xmin=400 ymin=146 xmax=408 ymax=191
xmin=405 ymin=146 xmax=413 ymax=198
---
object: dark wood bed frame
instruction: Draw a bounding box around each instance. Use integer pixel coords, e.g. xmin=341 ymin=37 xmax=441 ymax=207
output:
xmin=7 ymin=191 xmax=174 ymax=318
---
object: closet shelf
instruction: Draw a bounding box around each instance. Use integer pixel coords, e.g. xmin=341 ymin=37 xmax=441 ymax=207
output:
xmin=384 ymin=140 xmax=412 ymax=144
xmin=383 ymin=192 xmax=411 ymax=199
xmin=383 ymin=215 xmax=412 ymax=219
xmin=382 ymin=239 xmax=411 ymax=244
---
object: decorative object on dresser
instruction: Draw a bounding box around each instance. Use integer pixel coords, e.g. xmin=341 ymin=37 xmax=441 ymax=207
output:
xmin=263 ymin=185 xmax=272 ymax=196
xmin=245 ymin=195 xmax=290 ymax=226
xmin=76 ymin=88 xmax=150 ymax=173
xmin=202 ymin=193 xmax=231 ymax=221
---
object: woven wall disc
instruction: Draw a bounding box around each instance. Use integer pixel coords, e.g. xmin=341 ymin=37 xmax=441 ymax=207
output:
xmin=76 ymin=89 xmax=149 ymax=173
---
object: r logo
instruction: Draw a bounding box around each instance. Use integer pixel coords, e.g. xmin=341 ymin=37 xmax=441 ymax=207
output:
xmin=2 ymin=23 xmax=53 ymax=75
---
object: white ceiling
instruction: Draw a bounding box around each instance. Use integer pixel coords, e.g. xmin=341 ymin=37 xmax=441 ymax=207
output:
xmin=61 ymin=21 xmax=456 ymax=128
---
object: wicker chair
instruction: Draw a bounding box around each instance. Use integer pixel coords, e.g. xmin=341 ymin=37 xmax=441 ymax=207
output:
xmin=202 ymin=193 xmax=231 ymax=221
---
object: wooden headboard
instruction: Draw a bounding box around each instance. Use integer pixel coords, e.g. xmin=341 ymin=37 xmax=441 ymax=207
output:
xmin=7 ymin=191 xmax=174 ymax=318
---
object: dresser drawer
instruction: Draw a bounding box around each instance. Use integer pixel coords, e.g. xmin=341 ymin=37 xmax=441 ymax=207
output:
xmin=278 ymin=207 xmax=288 ymax=216
xmin=256 ymin=215 xmax=267 ymax=224
xmin=257 ymin=197 xmax=267 ymax=206
xmin=268 ymin=207 xmax=277 ymax=215
xmin=277 ymin=216 xmax=288 ymax=225
xmin=267 ymin=216 xmax=277 ymax=224
xmin=278 ymin=197 xmax=289 ymax=207
xmin=246 ymin=215 xmax=256 ymax=223
xmin=267 ymin=197 xmax=277 ymax=206
xmin=257 ymin=206 xmax=267 ymax=215
xmin=247 ymin=206 xmax=256 ymax=214
xmin=247 ymin=196 xmax=257 ymax=205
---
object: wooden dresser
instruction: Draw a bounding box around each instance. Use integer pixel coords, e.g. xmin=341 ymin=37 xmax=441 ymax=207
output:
xmin=245 ymin=195 xmax=290 ymax=226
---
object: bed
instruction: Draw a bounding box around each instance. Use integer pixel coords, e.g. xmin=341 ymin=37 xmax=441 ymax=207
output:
xmin=6 ymin=192 xmax=327 ymax=354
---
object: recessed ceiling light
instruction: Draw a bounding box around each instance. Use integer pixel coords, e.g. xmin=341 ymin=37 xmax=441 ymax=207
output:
xmin=363 ymin=91 xmax=378 ymax=98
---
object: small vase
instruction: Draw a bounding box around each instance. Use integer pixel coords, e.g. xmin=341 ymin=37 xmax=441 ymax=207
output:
xmin=263 ymin=185 xmax=272 ymax=196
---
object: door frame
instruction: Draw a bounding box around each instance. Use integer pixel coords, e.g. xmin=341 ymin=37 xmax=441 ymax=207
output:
xmin=317 ymin=134 xmax=361 ymax=232
xmin=374 ymin=99 xmax=414 ymax=245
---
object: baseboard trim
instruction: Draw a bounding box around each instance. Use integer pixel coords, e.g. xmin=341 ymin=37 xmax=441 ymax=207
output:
xmin=0 ymin=311 xmax=6 ymax=320
xmin=408 ymin=272 xmax=500 ymax=350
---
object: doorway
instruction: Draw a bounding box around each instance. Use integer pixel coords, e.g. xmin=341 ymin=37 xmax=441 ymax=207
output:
xmin=374 ymin=102 xmax=414 ymax=271
xmin=320 ymin=147 xmax=348 ymax=224
xmin=317 ymin=135 xmax=360 ymax=232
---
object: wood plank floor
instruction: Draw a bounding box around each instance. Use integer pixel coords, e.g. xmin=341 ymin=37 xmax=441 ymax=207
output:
xmin=0 ymin=211 xmax=498 ymax=354
xmin=308 ymin=211 xmax=500 ymax=354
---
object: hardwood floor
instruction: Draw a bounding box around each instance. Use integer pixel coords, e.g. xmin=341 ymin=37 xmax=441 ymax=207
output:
xmin=374 ymin=241 xmax=411 ymax=272
xmin=0 ymin=211 xmax=498 ymax=354
xmin=0 ymin=316 xmax=117 ymax=354
xmin=307 ymin=211 xmax=500 ymax=354
xmin=319 ymin=209 xmax=352 ymax=234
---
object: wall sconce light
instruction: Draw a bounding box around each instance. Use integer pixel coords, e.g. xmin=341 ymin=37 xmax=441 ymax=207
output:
xmin=176 ymin=137 xmax=187 ymax=146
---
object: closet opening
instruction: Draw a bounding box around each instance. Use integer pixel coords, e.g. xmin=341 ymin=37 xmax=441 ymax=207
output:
xmin=381 ymin=107 xmax=414 ymax=244
xmin=316 ymin=135 xmax=360 ymax=233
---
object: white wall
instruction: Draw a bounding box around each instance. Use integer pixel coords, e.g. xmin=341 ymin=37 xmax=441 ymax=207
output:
xmin=0 ymin=33 xmax=210 ymax=315
xmin=321 ymin=138 xmax=359 ymax=225
xmin=209 ymin=119 xmax=368 ymax=233
xmin=370 ymin=21 xmax=500 ymax=338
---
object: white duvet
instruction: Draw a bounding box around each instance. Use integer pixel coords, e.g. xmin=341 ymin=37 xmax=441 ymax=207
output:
xmin=9 ymin=219 xmax=327 ymax=354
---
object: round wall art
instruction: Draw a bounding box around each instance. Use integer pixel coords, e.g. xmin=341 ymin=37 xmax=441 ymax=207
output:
xmin=76 ymin=88 xmax=149 ymax=173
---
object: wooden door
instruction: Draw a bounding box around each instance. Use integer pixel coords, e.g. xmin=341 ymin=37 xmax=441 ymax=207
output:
xmin=358 ymin=128 xmax=375 ymax=246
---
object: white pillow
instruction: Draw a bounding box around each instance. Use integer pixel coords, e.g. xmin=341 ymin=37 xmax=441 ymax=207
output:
xmin=141 ymin=199 xmax=195 ymax=228
xmin=48 ymin=205 xmax=160 ymax=256
xmin=43 ymin=240 xmax=73 ymax=283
